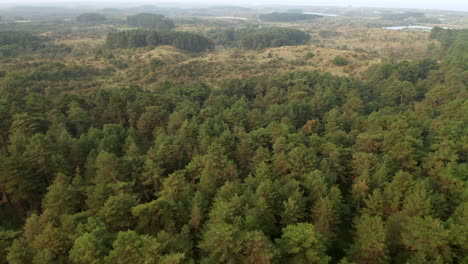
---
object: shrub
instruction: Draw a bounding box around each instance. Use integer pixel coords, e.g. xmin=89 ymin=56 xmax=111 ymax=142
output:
xmin=306 ymin=52 xmax=315 ymax=59
xmin=332 ymin=56 xmax=349 ymax=66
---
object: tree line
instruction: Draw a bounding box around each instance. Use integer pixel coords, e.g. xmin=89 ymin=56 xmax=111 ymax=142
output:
xmin=127 ymin=13 xmax=175 ymax=31
xmin=0 ymin=31 xmax=47 ymax=57
xmin=212 ymin=27 xmax=310 ymax=50
xmin=76 ymin=13 xmax=107 ymax=24
xmin=260 ymin=12 xmax=322 ymax=22
xmin=0 ymin=31 xmax=45 ymax=49
xmin=381 ymin=12 xmax=425 ymax=21
xmin=430 ymin=27 xmax=468 ymax=69
xmin=105 ymin=29 xmax=214 ymax=52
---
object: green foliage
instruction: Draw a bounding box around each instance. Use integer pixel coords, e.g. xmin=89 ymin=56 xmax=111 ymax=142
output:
xmin=332 ymin=56 xmax=349 ymax=66
xmin=240 ymin=27 xmax=310 ymax=50
xmin=0 ymin=62 xmax=102 ymax=92
xmin=69 ymin=233 xmax=106 ymax=264
xmin=349 ymin=214 xmax=388 ymax=264
xmin=98 ymin=194 xmax=138 ymax=231
xmin=126 ymin=13 xmax=174 ymax=30
xmin=105 ymin=30 xmax=214 ymax=52
xmin=0 ymin=22 xmax=466 ymax=264
xmin=447 ymin=30 xmax=468 ymax=69
xmin=0 ymin=230 xmax=21 ymax=264
xmin=260 ymin=12 xmax=322 ymax=22
xmin=0 ymin=31 xmax=46 ymax=57
xmin=319 ymin=30 xmax=342 ymax=38
xmin=400 ymin=216 xmax=452 ymax=263
xmin=76 ymin=13 xmax=107 ymax=23
xmin=199 ymin=222 xmax=242 ymax=263
xmin=276 ymin=223 xmax=330 ymax=264
xmin=212 ymin=27 xmax=310 ymax=50
xmin=0 ymin=31 xmax=45 ymax=49
xmin=381 ymin=12 xmax=424 ymax=21
xmin=415 ymin=17 xmax=441 ymax=24
xmin=41 ymin=173 xmax=78 ymax=216
xmin=105 ymin=230 xmax=166 ymax=264
xmin=306 ymin=52 xmax=315 ymax=59
xmin=430 ymin=27 xmax=468 ymax=67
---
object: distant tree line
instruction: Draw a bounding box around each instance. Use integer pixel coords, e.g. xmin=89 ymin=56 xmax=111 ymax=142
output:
xmin=0 ymin=62 xmax=104 ymax=92
xmin=260 ymin=12 xmax=322 ymax=22
xmin=212 ymin=27 xmax=310 ymax=50
xmin=0 ymin=31 xmax=46 ymax=57
xmin=415 ymin=17 xmax=441 ymax=24
xmin=105 ymin=29 xmax=214 ymax=52
xmin=0 ymin=31 xmax=45 ymax=48
xmin=76 ymin=13 xmax=107 ymax=24
xmin=319 ymin=30 xmax=341 ymax=38
xmin=127 ymin=13 xmax=175 ymax=31
xmin=430 ymin=27 xmax=468 ymax=69
xmin=381 ymin=12 xmax=425 ymax=21
xmin=380 ymin=12 xmax=442 ymax=24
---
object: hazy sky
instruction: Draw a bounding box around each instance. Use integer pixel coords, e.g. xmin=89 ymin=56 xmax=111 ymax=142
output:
xmin=1 ymin=0 xmax=467 ymax=12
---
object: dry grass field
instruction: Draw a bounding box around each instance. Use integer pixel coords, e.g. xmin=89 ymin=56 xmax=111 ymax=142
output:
xmin=92 ymin=24 xmax=432 ymax=87
xmin=0 ymin=17 xmax=441 ymax=91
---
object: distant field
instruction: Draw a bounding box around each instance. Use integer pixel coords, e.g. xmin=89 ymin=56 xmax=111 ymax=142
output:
xmin=32 ymin=22 xmax=431 ymax=89
xmin=0 ymin=9 xmax=451 ymax=91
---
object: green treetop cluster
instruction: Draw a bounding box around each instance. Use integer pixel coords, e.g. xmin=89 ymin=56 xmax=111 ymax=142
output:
xmin=0 ymin=27 xmax=466 ymax=264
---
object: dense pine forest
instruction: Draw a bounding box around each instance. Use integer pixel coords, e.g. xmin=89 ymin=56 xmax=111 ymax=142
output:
xmin=212 ymin=27 xmax=310 ymax=50
xmin=0 ymin=3 xmax=467 ymax=264
xmin=126 ymin=13 xmax=175 ymax=31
